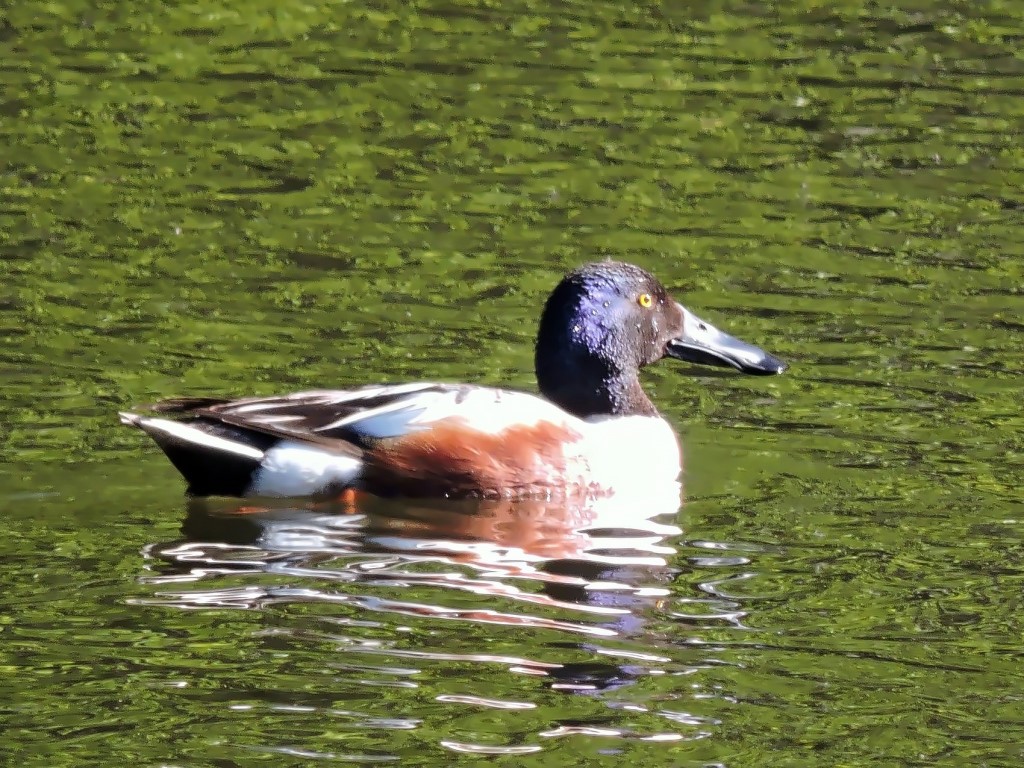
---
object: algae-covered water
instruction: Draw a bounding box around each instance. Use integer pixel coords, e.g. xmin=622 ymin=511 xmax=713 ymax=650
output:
xmin=2 ymin=1 xmax=1023 ymax=765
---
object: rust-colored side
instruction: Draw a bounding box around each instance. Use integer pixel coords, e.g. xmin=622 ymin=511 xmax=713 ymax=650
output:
xmin=363 ymin=419 xmax=590 ymax=499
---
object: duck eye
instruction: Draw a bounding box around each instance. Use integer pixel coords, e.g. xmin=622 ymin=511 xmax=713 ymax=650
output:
xmin=637 ymin=293 xmax=653 ymax=308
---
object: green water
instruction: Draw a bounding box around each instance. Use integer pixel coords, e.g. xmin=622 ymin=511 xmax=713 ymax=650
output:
xmin=3 ymin=1 xmax=1024 ymax=765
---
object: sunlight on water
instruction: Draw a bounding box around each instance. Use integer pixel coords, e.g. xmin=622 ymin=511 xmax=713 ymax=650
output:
xmin=2 ymin=0 xmax=1024 ymax=764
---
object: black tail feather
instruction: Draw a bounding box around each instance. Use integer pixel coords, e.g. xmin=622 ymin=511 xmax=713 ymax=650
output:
xmin=124 ymin=413 xmax=279 ymax=496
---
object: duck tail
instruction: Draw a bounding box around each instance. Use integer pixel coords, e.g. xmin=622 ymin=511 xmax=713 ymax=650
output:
xmin=119 ymin=412 xmax=268 ymax=496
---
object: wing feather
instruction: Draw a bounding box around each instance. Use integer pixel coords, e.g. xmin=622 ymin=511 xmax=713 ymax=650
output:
xmin=143 ymin=383 xmax=578 ymax=449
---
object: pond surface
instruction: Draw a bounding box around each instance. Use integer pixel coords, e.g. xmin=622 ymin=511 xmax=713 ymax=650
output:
xmin=2 ymin=1 xmax=1024 ymax=765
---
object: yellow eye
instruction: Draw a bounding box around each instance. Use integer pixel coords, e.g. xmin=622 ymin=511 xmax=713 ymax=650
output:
xmin=638 ymin=293 xmax=653 ymax=308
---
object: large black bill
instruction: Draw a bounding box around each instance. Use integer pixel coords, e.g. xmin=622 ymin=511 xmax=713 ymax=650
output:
xmin=665 ymin=305 xmax=786 ymax=375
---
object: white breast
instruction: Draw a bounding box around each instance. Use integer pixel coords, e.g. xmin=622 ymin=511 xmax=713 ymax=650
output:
xmin=577 ymin=416 xmax=682 ymax=493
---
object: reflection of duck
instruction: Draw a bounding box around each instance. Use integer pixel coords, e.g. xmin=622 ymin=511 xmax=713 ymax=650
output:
xmin=149 ymin=482 xmax=681 ymax=604
xmin=139 ymin=490 xmax=687 ymax=698
xmin=172 ymin=480 xmax=682 ymax=570
xmin=357 ymin=481 xmax=683 ymax=564
xmin=143 ymin=493 xmax=675 ymax=651
xmin=121 ymin=261 xmax=784 ymax=501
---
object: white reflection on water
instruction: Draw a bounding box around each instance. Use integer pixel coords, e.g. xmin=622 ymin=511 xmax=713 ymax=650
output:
xmin=132 ymin=481 xmax=738 ymax=751
xmin=138 ymin=482 xmax=685 ymax=639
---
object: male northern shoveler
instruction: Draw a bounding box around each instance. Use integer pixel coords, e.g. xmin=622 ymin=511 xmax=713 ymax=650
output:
xmin=120 ymin=261 xmax=785 ymax=499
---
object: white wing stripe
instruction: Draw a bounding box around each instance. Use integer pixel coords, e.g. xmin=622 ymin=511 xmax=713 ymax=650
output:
xmin=135 ymin=417 xmax=265 ymax=460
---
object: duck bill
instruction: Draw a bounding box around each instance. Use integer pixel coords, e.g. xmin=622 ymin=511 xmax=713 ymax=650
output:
xmin=666 ymin=305 xmax=786 ymax=375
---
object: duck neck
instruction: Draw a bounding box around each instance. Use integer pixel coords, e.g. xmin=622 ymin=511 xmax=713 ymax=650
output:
xmin=535 ymin=352 xmax=658 ymax=419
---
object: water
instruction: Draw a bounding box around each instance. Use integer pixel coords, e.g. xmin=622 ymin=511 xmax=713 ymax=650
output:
xmin=3 ymin=1 xmax=1024 ymax=765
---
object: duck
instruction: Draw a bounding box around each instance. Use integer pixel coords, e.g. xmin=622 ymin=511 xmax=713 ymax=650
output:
xmin=120 ymin=261 xmax=786 ymax=500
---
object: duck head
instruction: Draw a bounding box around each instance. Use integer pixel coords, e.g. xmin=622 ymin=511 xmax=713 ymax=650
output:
xmin=535 ymin=261 xmax=786 ymax=418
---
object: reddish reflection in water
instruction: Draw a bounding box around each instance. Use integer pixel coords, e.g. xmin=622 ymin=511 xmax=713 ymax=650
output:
xmin=140 ymin=483 xmax=683 ymax=633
